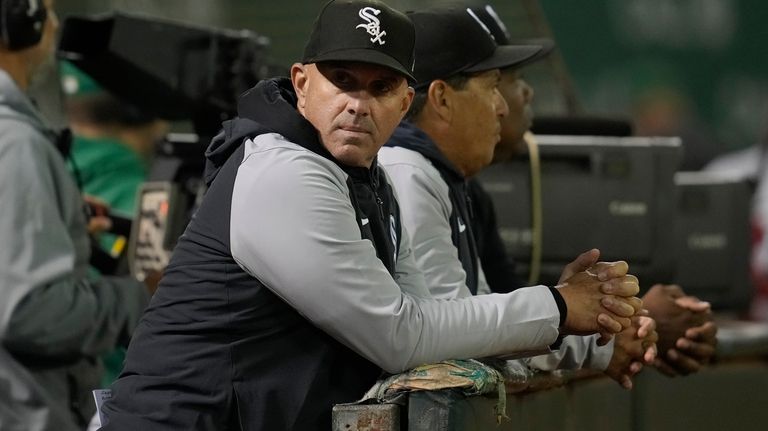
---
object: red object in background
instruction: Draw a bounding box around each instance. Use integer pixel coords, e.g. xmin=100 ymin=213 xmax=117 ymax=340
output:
xmin=159 ymin=200 xmax=169 ymax=218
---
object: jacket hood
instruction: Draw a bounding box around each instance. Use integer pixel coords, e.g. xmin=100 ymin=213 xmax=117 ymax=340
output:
xmin=204 ymin=77 xmax=330 ymax=185
xmin=385 ymin=120 xmax=464 ymax=182
xmin=0 ymin=70 xmax=55 ymax=140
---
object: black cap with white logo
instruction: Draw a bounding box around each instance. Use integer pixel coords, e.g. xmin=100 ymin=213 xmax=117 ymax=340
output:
xmin=470 ymin=4 xmax=555 ymax=70
xmin=302 ymin=0 xmax=416 ymax=81
xmin=408 ymin=6 xmax=544 ymax=88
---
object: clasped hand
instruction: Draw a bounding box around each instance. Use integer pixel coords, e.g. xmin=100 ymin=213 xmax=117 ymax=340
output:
xmin=556 ymin=249 xmax=644 ymax=341
xmin=642 ymin=284 xmax=717 ymax=376
xmin=556 ymin=249 xmax=659 ymax=389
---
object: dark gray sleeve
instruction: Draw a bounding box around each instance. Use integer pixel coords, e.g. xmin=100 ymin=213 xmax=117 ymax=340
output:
xmin=4 ymin=276 xmax=149 ymax=360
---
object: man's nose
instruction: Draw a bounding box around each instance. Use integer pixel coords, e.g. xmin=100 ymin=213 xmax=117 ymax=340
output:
xmin=346 ymin=91 xmax=372 ymax=117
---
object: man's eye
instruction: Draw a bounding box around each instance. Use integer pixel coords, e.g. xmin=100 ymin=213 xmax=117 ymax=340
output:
xmin=372 ymin=81 xmax=393 ymax=94
xmin=332 ymin=72 xmax=352 ymax=87
xmin=329 ymin=72 xmax=349 ymax=89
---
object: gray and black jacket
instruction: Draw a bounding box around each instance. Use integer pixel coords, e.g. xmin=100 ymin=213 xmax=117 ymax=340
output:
xmin=383 ymin=121 xmax=481 ymax=295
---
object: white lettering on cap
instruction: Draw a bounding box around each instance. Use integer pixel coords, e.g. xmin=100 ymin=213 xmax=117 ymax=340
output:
xmin=466 ymin=8 xmax=495 ymax=41
xmin=485 ymin=5 xmax=509 ymax=37
xmin=356 ymin=7 xmax=387 ymax=45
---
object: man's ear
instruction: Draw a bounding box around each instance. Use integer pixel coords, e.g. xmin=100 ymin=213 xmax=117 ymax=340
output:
xmin=426 ymin=80 xmax=453 ymax=123
xmin=400 ymin=85 xmax=415 ymax=119
xmin=291 ymin=63 xmax=309 ymax=113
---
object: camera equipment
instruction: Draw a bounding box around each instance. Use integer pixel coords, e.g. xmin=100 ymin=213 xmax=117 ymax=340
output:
xmin=477 ymin=135 xmax=682 ymax=287
xmin=672 ymin=172 xmax=752 ymax=310
xmin=58 ymin=12 xmax=278 ymax=278
xmin=58 ymin=12 xmax=273 ymax=134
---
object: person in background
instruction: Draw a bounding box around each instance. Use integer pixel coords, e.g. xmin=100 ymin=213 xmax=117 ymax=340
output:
xmin=379 ymin=5 xmax=657 ymax=389
xmin=0 ymin=0 xmax=153 ymax=429
xmin=632 ymin=81 xmax=722 ymax=171
xmin=466 ymin=4 xmax=717 ymax=377
xmin=60 ymin=60 xmax=168 ymax=270
xmin=706 ymin=118 xmax=768 ymax=323
xmin=59 ymin=61 xmax=169 ymax=391
xmin=101 ymin=1 xmax=644 ymax=429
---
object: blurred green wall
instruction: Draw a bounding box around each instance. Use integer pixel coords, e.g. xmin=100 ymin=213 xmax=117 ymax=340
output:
xmin=540 ymin=0 xmax=768 ymax=152
xmin=55 ymin=0 xmax=768 ymax=154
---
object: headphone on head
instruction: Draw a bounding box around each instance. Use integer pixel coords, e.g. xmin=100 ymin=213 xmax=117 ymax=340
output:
xmin=0 ymin=0 xmax=48 ymax=51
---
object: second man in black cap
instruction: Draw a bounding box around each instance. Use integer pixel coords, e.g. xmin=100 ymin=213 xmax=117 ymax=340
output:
xmin=379 ymin=5 xmax=658 ymax=389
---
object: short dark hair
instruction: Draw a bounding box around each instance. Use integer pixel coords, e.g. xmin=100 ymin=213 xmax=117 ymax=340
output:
xmin=404 ymin=73 xmax=473 ymax=122
xmin=66 ymin=94 xmax=157 ymax=127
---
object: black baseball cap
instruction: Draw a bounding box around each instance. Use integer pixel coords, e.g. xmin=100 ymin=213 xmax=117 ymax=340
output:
xmin=470 ymin=4 xmax=555 ymax=70
xmin=408 ymin=6 xmax=544 ymax=88
xmin=302 ymin=0 xmax=416 ymax=81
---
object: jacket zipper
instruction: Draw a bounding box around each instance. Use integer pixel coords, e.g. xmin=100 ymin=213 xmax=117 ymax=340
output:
xmin=370 ymin=168 xmax=385 ymax=220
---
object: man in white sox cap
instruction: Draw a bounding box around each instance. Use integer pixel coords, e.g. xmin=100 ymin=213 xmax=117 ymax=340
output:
xmin=102 ymin=1 xmax=644 ymax=429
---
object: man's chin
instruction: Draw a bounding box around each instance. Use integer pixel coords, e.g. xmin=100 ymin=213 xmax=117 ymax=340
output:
xmin=329 ymin=144 xmax=379 ymax=168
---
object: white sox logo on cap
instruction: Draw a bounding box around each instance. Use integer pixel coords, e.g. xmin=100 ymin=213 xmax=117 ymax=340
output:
xmin=302 ymin=0 xmax=415 ymax=80
xmin=356 ymin=7 xmax=386 ymax=45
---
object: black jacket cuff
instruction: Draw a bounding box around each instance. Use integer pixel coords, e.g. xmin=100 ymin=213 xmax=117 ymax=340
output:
xmin=548 ymin=286 xmax=568 ymax=328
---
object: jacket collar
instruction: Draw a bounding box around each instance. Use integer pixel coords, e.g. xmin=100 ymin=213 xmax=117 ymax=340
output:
xmin=385 ymin=120 xmax=464 ymax=182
